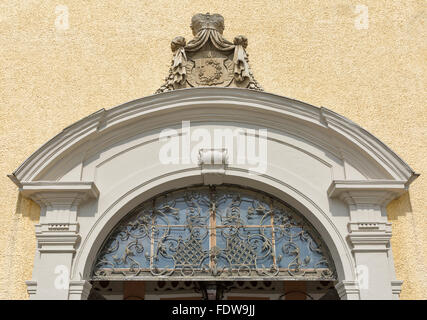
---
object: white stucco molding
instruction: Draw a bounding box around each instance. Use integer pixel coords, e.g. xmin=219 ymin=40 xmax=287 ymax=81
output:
xmin=72 ymin=168 xmax=356 ymax=285
xmin=328 ymin=180 xmax=397 ymax=249
xmin=198 ymin=148 xmax=228 ymax=185
xmin=7 ymin=88 xmax=418 ymax=300
xmin=18 ymin=182 xmax=99 ymax=253
xmin=391 ymin=280 xmax=404 ymax=300
xmin=36 ymin=227 xmax=81 ymax=254
xmin=69 ymin=280 xmax=92 ymax=300
xmin=16 ymin=181 xmax=98 ymax=213
xmin=20 ymin=182 xmax=99 ymax=299
xmin=320 ymin=108 xmax=419 ymax=183
xmin=327 ymin=180 xmax=408 ymax=207
xmin=8 ymin=88 xmax=418 ymax=186
xmin=347 ymin=223 xmax=392 ymax=252
xmin=25 ymin=280 xmax=37 ymax=299
xmin=329 ymin=180 xmax=402 ymax=299
xmin=335 ymin=280 xmax=360 ymax=300
xmin=17 ymin=181 xmax=99 ymax=199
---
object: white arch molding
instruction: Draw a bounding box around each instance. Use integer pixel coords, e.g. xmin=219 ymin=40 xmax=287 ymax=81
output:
xmin=9 ymin=88 xmax=418 ymax=300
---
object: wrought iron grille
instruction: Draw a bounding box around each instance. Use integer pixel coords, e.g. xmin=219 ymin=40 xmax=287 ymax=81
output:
xmin=92 ymin=185 xmax=336 ymax=280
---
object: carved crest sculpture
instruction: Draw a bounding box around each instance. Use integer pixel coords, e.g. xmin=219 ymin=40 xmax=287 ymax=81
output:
xmin=156 ymin=13 xmax=263 ymax=93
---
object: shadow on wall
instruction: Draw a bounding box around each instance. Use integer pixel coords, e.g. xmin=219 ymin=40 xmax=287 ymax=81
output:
xmin=387 ymin=191 xmax=413 ymax=221
xmin=6 ymin=193 xmax=40 ymax=299
xmin=15 ymin=193 xmax=40 ymax=222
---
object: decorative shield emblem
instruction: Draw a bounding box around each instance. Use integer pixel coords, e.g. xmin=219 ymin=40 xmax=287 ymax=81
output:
xmin=186 ymin=57 xmax=234 ymax=87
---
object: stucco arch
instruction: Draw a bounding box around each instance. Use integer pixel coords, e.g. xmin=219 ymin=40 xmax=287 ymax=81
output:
xmin=9 ymin=88 xmax=418 ymax=299
xmin=9 ymin=87 xmax=416 ymax=184
xmin=74 ymin=168 xmax=355 ymax=283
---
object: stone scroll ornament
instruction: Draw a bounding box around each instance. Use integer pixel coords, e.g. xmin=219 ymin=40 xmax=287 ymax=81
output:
xmin=156 ymin=13 xmax=263 ymax=93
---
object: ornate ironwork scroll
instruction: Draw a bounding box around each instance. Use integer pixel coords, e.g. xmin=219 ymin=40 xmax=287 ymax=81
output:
xmin=92 ymin=185 xmax=336 ymax=280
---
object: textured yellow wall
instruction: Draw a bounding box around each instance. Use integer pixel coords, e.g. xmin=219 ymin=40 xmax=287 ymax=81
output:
xmin=0 ymin=0 xmax=425 ymax=299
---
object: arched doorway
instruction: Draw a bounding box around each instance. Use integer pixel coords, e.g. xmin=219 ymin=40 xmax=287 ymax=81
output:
xmin=88 ymin=184 xmax=338 ymax=299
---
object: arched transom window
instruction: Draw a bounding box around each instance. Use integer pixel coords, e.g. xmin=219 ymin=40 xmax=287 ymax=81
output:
xmin=92 ymin=185 xmax=336 ymax=280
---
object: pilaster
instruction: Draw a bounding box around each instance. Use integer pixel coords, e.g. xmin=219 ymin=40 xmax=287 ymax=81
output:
xmin=20 ymin=182 xmax=98 ymax=300
xmin=329 ymin=180 xmax=404 ymax=300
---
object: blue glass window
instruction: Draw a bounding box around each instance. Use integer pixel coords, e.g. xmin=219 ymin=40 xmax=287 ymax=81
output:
xmin=92 ymin=185 xmax=335 ymax=280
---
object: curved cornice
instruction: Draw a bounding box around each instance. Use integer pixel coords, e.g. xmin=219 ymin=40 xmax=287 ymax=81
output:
xmin=8 ymin=87 xmax=418 ymax=185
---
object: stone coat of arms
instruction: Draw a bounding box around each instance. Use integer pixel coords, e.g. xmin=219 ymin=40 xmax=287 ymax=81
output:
xmin=157 ymin=13 xmax=262 ymax=93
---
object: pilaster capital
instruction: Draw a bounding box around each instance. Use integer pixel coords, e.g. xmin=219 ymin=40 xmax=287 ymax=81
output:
xmin=20 ymin=182 xmax=97 ymax=253
xmin=328 ymin=180 xmax=406 ymax=207
xmin=348 ymin=221 xmax=392 ymax=233
xmin=19 ymin=181 xmax=99 ymax=209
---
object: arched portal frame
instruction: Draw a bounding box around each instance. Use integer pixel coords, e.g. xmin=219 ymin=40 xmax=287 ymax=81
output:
xmin=79 ymin=173 xmax=350 ymax=281
xmin=9 ymin=88 xmax=417 ymax=300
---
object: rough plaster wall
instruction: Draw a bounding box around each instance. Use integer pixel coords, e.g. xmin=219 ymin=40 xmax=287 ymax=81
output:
xmin=0 ymin=0 xmax=425 ymax=299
